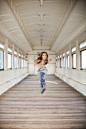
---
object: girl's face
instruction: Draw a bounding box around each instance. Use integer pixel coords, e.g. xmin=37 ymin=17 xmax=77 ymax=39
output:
xmin=42 ymin=53 xmax=47 ymax=60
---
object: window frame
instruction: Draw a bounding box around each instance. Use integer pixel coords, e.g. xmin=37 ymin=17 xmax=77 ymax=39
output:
xmin=0 ymin=42 xmax=4 ymax=71
xmin=71 ymin=46 xmax=76 ymax=69
xmin=8 ymin=47 xmax=12 ymax=70
xmin=14 ymin=50 xmax=17 ymax=69
xmin=79 ymin=40 xmax=86 ymax=70
xmin=19 ymin=53 xmax=21 ymax=68
xmin=66 ymin=50 xmax=69 ymax=69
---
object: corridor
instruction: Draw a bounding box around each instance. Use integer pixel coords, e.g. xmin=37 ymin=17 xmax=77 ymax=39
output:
xmin=0 ymin=75 xmax=86 ymax=129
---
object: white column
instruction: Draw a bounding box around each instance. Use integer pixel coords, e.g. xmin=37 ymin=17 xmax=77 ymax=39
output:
xmin=59 ymin=55 xmax=60 ymax=68
xmin=4 ymin=38 xmax=8 ymax=70
xmin=17 ymin=48 xmax=19 ymax=69
xmin=65 ymin=49 xmax=67 ymax=69
xmin=69 ymin=44 xmax=72 ymax=69
xmin=76 ymin=38 xmax=80 ymax=70
xmin=21 ymin=51 xmax=22 ymax=68
xmin=12 ymin=44 xmax=14 ymax=69
xmin=23 ymin=54 xmax=24 ymax=67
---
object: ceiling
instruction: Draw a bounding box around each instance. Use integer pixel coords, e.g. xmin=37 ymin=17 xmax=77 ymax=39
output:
xmin=0 ymin=0 xmax=86 ymax=54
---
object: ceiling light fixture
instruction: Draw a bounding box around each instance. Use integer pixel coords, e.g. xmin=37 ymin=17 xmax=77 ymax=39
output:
xmin=38 ymin=13 xmax=45 ymax=21
xmin=38 ymin=0 xmax=45 ymax=6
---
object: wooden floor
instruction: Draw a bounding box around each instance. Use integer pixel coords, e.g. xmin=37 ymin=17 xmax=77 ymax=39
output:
xmin=0 ymin=75 xmax=86 ymax=129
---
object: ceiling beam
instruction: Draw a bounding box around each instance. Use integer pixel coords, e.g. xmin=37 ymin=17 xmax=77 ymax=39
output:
xmin=4 ymin=0 xmax=33 ymax=51
xmin=51 ymin=0 xmax=79 ymax=50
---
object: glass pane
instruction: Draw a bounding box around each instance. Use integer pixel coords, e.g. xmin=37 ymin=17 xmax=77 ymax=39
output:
xmin=14 ymin=56 xmax=17 ymax=68
xmin=58 ymin=60 xmax=59 ymax=68
xmin=79 ymin=41 xmax=86 ymax=49
xmin=8 ymin=54 xmax=11 ymax=68
xmin=19 ymin=53 xmax=21 ymax=56
xmin=26 ymin=61 xmax=27 ymax=67
xmin=19 ymin=58 xmax=21 ymax=68
xmin=60 ymin=55 xmax=62 ymax=58
xmin=0 ymin=43 xmax=4 ymax=49
xmin=14 ymin=51 xmax=17 ymax=55
xmin=22 ymin=59 xmax=23 ymax=67
xmin=66 ymin=50 xmax=69 ymax=54
xmin=81 ymin=50 xmax=86 ymax=69
xmin=8 ymin=47 xmax=12 ymax=52
xmin=67 ymin=56 xmax=69 ymax=69
xmin=63 ymin=57 xmax=65 ymax=67
xmin=73 ymin=54 xmax=76 ymax=68
xmin=63 ymin=53 xmax=65 ymax=57
xmin=24 ymin=60 xmax=25 ymax=67
xmin=0 ymin=50 xmax=4 ymax=69
xmin=72 ymin=47 xmax=76 ymax=52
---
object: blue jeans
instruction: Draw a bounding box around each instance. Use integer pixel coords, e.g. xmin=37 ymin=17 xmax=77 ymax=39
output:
xmin=38 ymin=72 xmax=45 ymax=87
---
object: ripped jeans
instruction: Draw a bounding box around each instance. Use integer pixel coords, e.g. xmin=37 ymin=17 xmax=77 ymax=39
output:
xmin=38 ymin=72 xmax=45 ymax=87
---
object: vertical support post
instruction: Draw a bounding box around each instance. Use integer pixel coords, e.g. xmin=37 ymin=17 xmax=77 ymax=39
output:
xmin=12 ymin=44 xmax=14 ymax=69
xmin=4 ymin=38 xmax=8 ymax=70
xmin=65 ymin=49 xmax=67 ymax=69
xmin=69 ymin=44 xmax=72 ymax=69
xmin=17 ymin=48 xmax=19 ymax=69
xmin=76 ymin=38 xmax=80 ymax=70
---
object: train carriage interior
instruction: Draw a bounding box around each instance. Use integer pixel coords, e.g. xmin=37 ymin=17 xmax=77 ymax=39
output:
xmin=0 ymin=0 xmax=86 ymax=129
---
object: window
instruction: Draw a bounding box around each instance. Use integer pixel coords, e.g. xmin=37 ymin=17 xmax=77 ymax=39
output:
xmin=19 ymin=53 xmax=21 ymax=68
xmin=0 ymin=43 xmax=4 ymax=70
xmin=66 ymin=50 xmax=69 ymax=55
xmin=26 ymin=57 xmax=27 ymax=67
xmin=72 ymin=47 xmax=76 ymax=52
xmin=14 ymin=56 xmax=17 ymax=68
xmin=79 ymin=41 xmax=86 ymax=49
xmin=80 ymin=50 xmax=86 ymax=69
xmin=63 ymin=53 xmax=65 ymax=68
xmin=24 ymin=59 xmax=26 ymax=67
xmin=19 ymin=57 xmax=21 ymax=68
xmin=63 ymin=57 xmax=65 ymax=68
xmin=0 ymin=50 xmax=4 ymax=70
xmin=14 ymin=50 xmax=17 ymax=69
xmin=67 ymin=55 xmax=69 ymax=69
xmin=66 ymin=50 xmax=69 ymax=69
xmin=72 ymin=47 xmax=76 ymax=69
xmin=8 ymin=54 xmax=11 ymax=69
xmin=72 ymin=53 xmax=76 ymax=69
xmin=79 ymin=41 xmax=86 ymax=70
xmin=56 ymin=57 xmax=57 ymax=67
xmin=57 ymin=59 xmax=59 ymax=68
xmin=26 ymin=61 xmax=27 ymax=67
xmin=8 ymin=47 xmax=12 ymax=69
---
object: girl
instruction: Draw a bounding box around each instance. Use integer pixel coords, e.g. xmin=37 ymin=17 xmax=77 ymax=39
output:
xmin=34 ymin=51 xmax=52 ymax=94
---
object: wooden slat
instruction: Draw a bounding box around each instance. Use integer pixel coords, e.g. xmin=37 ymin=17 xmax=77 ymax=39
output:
xmin=0 ymin=75 xmax=86 ymax=129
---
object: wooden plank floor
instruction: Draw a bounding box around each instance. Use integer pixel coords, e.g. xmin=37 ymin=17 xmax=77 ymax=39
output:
xmin=0 ymin=75 xmax=86 ymax=129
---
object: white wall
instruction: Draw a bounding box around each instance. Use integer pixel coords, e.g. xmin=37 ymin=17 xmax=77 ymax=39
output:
xmin=55 ymin=30 xmax=86 ymax=96
xmin=27 ymin=49 xmax=56 ymax=75
xmin=0 ymin=68 xmax=28 ymax=95
xmin=55 ymin=68 xmax=86 ymax=96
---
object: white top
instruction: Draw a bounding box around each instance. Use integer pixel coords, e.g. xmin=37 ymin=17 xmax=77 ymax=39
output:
xmin=37 ymin=61 xmax=48 ymax=74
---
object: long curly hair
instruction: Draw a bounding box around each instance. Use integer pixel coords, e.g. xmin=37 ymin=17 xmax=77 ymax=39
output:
xmin=34 ymin=51 xmax=48 ymax=65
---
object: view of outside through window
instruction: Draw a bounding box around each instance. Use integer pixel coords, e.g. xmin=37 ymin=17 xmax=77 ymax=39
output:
xmin=81 ymin=50 xmax=86 ymax=69
xmin=8 ymin=54 xmax=11 ymax=68
xmin=73 ymin=54 xmax=76 ymax=68
xmin=14 ymin=56 xmax=17 ymax=68
xmin=0 ymin=50 xmax=4 ymax=69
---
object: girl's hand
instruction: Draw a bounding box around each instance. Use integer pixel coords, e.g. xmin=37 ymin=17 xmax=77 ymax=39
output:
xmin=49 ymin=58 xmax=52 ymax=61
xmin=40 ymin=64 xmax=44 ymax=68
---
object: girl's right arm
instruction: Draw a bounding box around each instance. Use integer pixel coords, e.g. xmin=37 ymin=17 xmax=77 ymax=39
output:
xmin=34 ymin=60 xmax=43 ymax=68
